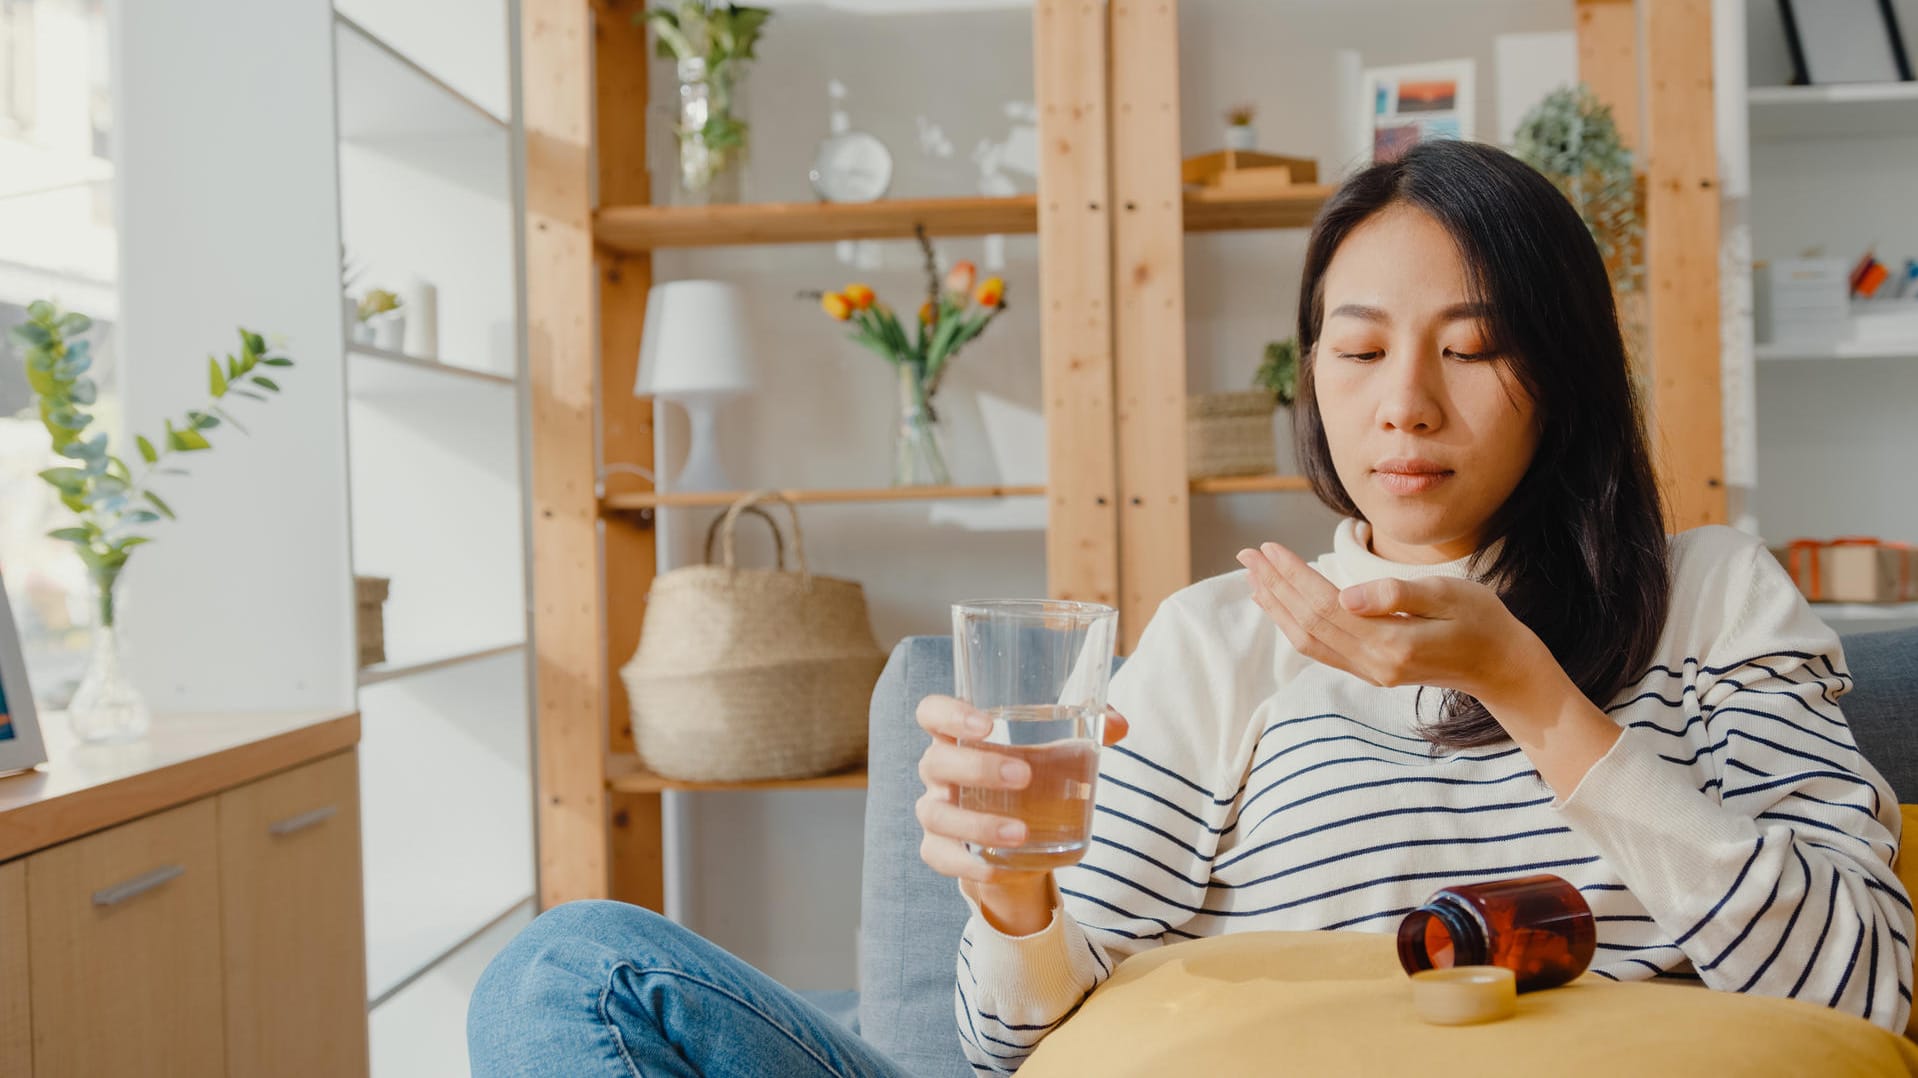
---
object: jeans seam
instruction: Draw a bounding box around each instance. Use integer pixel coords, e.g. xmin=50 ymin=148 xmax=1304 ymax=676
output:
xmin=598 ymin=965 xmax=646 ymax=1077
xmin=614 ymin=962 xmax=854 ymax=1078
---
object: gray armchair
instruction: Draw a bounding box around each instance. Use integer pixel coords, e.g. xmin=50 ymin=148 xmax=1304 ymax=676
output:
xmin=854 ymin=628 xmax=1918 ymax=1078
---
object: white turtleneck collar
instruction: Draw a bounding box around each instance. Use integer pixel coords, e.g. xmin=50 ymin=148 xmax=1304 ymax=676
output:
xmin=1316 ymin=518 xmax=1488 ymax=590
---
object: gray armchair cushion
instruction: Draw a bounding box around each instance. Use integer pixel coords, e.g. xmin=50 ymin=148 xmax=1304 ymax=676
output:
xmin=1838 ymin=628 xmax=1918 ymax=802
xmin=856 ymin=628 xmax=1918 ymax=1076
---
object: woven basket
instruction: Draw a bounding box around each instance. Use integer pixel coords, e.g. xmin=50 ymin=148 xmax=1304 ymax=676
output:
xmin=620 ymin=492 xmax=885 ymax=783
xmin=1187 ymin=390 xmax=1277 ymax=478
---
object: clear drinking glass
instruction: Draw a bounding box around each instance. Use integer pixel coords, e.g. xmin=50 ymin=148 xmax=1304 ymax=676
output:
xmin=951 ymin=599 xmax=1119 ymax=869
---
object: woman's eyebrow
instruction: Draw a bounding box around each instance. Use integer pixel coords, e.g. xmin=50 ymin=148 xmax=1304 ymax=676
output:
xmin=1327 ymin=303 xmax=1388 ymax=323
xmin=1441 ymin=302 xmax=1495 ymax=322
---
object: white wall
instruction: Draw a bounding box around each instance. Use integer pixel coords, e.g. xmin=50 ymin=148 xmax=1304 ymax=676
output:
xmin=113 ymin=0 xmax=354 ymax=713
xmin=646 ymin=0 xmax=1575 ymax=990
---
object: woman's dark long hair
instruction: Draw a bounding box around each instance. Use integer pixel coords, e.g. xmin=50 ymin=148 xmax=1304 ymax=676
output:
xmin=1294 ymin=140 xmax=1671 ymax=749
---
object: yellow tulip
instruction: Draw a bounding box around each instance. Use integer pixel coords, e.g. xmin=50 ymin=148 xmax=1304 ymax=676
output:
xmin=845 ymin=283 xmax=876 ymax=310
xmin=974 ymin=277 xmax=1006 ymax=309
xmin=945 ymin=260 xmax=977 ymax=297
xmin=918 ymin=301 xmax=936 ymax=325
xmin=821 ymin=293 xmax=853 ymax=321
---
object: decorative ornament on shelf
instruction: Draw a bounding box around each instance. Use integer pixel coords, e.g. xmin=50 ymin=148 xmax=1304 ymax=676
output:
xmin=810 ymin=227 xmax=1008 ymax=487
xmin=10 ymin=300 xmax=296 ymax=742
xmin=635 ymin=280 xmax=754 ymax=492
xmin=644 ymin=1 xmax=771 ymax=205
xmin=354 ymin=288 xmax=405 ymax=352
xmin=1224 ymin=102 xmax=1258 ymax=151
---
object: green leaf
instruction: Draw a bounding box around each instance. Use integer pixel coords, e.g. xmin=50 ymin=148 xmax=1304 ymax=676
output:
xmin=118 ymin=537 xmax=153 ymax=550
xmin=122 ymin=510 xmax=162 ymax=525
xmin=26 ymin=299 xmax=54 ymax=321
xmin=144 ymin=491 xmax=177 ymax=520
xmin=136 ymin=435 xmax=158 ymax=464
xmin=231 ymin=389 xmax=268 ymax=402
xmin=12 ymin=322 xmax=50 ymax=347
xmin=227 ymin=355 xmax=240 ymax=381
xmin=57 ymin=312 xmax=92 ymax=335
xmin=47 ymin=408 xmax=89 ymax=432
xmin=242 ymin=330 xmax=266 ymax=356
xmin=48 ymin=527 xmax=93 ymax=543
xmin=262 ymin=357 xmax=293 ymax=367
xmin=68 ymin=378 xmax=97 ymax=405
xmin=251 ymin=376 xmax=281 ymax=392
xmin=209 ymin=356 xmax=228 ymax=396
xmin=167 ymin=427 xmax=212 ymax=452
xmin=187 ymin=410 xmax=220 ymax=431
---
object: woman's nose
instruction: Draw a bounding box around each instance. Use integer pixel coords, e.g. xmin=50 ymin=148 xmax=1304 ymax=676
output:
xmin=1377 ymin=354 xmax=1444 ymax=433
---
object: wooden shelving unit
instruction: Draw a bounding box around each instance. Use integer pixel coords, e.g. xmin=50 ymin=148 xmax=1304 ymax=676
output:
xmin=594 ymin=186 xmax=1333 ymax=251
xmin=607 ymin=757 xmax=868 ymax=795
xmin=602 ymin=483 xmax=1045 ymax=512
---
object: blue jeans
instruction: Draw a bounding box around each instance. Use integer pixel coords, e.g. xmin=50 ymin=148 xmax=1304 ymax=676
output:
xmin=468 ymin=900 xmax=916 ymax=1078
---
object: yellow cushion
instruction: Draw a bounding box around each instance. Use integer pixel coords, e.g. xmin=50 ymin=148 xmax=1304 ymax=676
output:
xmin=1020 ymin=930 xmax=1918 ymax=1077
xmin=1896 ymin=805 xmax=1918 ymax=1040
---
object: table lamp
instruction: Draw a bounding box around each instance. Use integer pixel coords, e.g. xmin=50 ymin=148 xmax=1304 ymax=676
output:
xmin=636 ymin=280 xmax=754 ymax=492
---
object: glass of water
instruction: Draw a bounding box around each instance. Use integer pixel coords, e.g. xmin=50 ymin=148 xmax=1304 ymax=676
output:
xmin=951 ymin=599 xmax=1119 ymax=870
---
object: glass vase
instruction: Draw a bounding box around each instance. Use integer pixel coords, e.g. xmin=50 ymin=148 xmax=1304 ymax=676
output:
xmin=673 ymin=57 xmax=746 ymax=205
xmin=69 ymin=567 xmax=150 ymax=743
xmin=893 ymin=364 xmax=951 ymax=487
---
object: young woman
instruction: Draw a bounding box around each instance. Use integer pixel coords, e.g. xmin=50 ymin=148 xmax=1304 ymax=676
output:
xmin=467 ymin=140 xmax=1912 ymax=1077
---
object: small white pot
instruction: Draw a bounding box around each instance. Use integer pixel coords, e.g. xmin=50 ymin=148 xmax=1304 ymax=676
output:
xmin=370 ymin=312 xmax=407 ymax=352
xmin=1224 ymin=124 xmax=1257 ymax=151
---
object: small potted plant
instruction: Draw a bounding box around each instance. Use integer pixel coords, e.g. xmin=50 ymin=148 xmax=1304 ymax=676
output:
xmin=810 ymin=228 xmax=1008 ymax=486
xmin=356 ymin=288 xmax=405 ymax=351
xmin=1225 ymin=103 xmax=1258 ymax=151
xmin=11 ymin=300 xmax=296 ymax=742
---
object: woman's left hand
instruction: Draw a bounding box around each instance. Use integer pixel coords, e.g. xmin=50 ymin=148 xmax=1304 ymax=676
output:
xmin=1236 ymin=541 xmax=1543 ymax=708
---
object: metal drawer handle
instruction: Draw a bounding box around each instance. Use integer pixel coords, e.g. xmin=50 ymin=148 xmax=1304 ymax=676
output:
xmin=269 ymin=805 xmax=338 ymax=836
xmin=93 ymin=864 xmax=185 ymax=907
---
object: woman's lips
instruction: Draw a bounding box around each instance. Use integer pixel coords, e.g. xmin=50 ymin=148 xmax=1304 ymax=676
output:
xmin=1372 ymin=460 xmax=1454 ymax=495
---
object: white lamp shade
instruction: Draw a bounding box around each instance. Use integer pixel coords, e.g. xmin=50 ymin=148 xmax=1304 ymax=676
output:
xmin=635 ymin=280 xmax=755 ymax=399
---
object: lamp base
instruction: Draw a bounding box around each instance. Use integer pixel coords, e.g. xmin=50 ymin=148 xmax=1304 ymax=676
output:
xmin=669 ymin=397 xmax=734 ymax=493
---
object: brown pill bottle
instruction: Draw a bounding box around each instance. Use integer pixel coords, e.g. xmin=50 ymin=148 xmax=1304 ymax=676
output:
xmin=1397 ymin=873 xmax=1597 ymax=992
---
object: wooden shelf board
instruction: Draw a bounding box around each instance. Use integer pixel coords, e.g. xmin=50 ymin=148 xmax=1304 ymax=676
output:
xmin=593 ymin=186 xmax=1335 ymax=251
xmin=607 ymin=756 xmax=868 ymax=794
xmin=358 ymin=641 xmax=525 ymax=686
xmin=602 ymin=483 xmax=1045 ymax=511
xmin=1190 ymin=473 xmax=1312 ymax=495
xmin=1183 ymin=184 xmax=1335 ymax=233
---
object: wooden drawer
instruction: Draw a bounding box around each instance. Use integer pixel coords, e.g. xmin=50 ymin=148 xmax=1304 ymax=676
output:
xmin=27 ymin=799 xmax=224 ymax=1078
xmin=218 ymin=751 xmax=368 ymax=1078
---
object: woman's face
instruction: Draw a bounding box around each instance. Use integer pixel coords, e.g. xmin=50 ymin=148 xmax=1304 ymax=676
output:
xmin=1313 ymin=205 xmax=1539 ymax=564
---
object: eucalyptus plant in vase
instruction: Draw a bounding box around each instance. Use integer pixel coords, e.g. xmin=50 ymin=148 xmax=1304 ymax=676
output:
xmin=644 ymin=1 xmax=772 ymax=204
xmin=10 ymin=300 xmax=294 ymax=741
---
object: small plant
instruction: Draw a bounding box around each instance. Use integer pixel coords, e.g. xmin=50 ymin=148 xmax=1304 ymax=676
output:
xmin=1255 ymin=337 xmax=1299 ymax=407
xmin=644 ymin=1 xmax=771 ymax=193
xmin=10 ymin=299 xmax=295 ymax=627
xmin=1226 ymin=103 xmax=1257 ymax=128
xmin=1512 ymin=85 xmax=1641 ymax=295
xmin=356 ymin=288 xmax=401 ymax=322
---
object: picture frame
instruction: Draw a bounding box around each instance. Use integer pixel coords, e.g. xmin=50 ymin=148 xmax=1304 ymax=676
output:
xmin=1779 ymin=0 xmax=1914 ymax=85
xmin=0 ymin=567 xmax=49 ymax=776
xmin=1356 ymin=60 xmax=1476 ymax=166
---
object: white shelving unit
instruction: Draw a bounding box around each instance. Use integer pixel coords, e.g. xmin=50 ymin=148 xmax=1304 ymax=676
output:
xmin=329 ymin=0 xmax=535 ymax=1036
xmin=1734 ymin=0 xmax=1918 ymax=636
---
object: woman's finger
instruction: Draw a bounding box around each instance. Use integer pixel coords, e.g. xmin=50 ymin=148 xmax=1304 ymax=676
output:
xmin=916 ymin=790 xmax=1028 ymax=847
xmin=920 ymin=833 xmax=1044 ymax=885
xmin=916 ymin=693 xmax=993 ymax=743
xmin=1102 ymin=707 xmax=1129 ymax=746
xmin=1238 ymin=546 xmax=1367 ymax=658
xmin=1239 ymin=549 xmax=1375 ymax=681
xmin=920 ymin=739 xmax=1032 ymax=792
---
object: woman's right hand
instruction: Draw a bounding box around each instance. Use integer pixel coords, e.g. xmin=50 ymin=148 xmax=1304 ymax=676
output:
xmin=914 ymin=694 xmax=1129 ymax=936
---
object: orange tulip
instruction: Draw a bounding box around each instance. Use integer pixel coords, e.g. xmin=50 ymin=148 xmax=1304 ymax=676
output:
xmin=945 ymin=260 xmax=977 ymax=297
xmin=974 ymin=276 xmax=1006 ymax=309
xmin=844 ymin=283 xmax=876 ymax=310
xmin=918 ymin=301 xmax=936 ymax=325
xmin=821 ymin=292 xmax=853 ymax=321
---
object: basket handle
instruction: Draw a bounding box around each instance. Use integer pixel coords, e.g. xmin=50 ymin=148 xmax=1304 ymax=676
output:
xmin=718 ymin=491 xmax=811 ymax=585
xmin=702 ymin=505 xmax=786 ymax=570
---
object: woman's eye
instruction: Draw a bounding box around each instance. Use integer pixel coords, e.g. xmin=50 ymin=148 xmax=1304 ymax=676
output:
xmin=1336 ymin=350 xmax=1383 ymax=362
xmin=1444 ymin=348 xmax=1497 ymax=361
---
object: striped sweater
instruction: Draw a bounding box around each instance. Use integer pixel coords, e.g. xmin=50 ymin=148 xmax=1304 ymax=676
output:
xmin=954 ymin=521 xmax=1913 ymax=1072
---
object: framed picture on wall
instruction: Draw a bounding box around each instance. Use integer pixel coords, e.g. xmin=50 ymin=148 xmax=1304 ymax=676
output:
xmin=1779 ymin=0 xmax=1914 ymax=85
xmin=1356 ymin=60 xmax=1477 ymax=165
xmin=0 ymin=568 xmax=48 ymax=776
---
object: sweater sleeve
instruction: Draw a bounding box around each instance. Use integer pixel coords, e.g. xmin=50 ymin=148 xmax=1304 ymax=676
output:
xmin=1556 ymin=537 xmax=1913 ymax=1033
xmin=953 ymin=591 xmax=1245 ymax=1073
